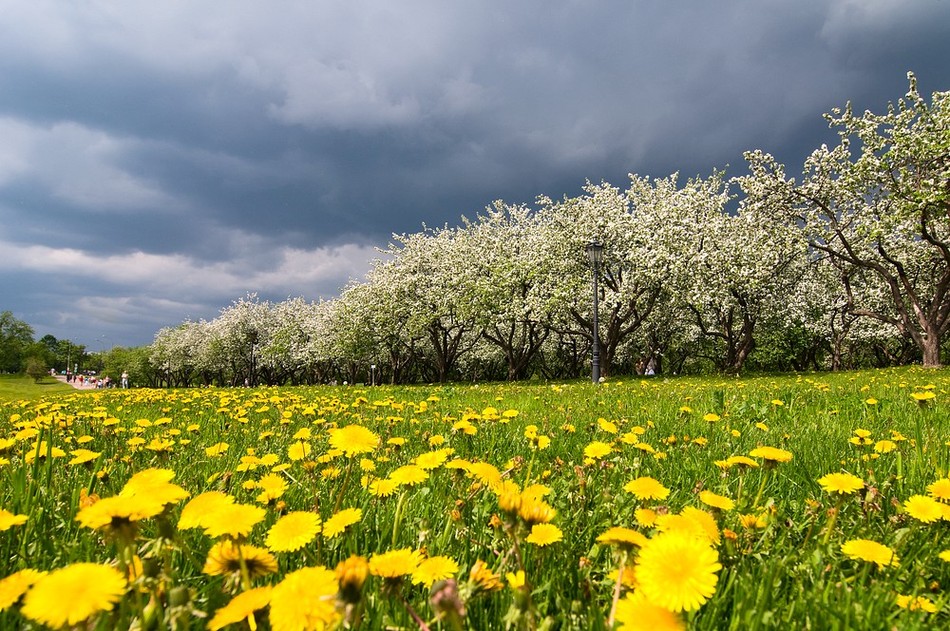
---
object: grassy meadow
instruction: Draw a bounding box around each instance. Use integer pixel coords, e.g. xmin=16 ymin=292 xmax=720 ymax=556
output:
xmin=1 ymin=367 xmax=949 ymax=630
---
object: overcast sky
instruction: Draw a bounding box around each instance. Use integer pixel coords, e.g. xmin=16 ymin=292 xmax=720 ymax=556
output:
xmin=2 ymin=1 xmax=949 ymax=350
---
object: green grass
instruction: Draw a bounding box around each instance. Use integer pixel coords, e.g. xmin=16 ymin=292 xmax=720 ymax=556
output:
xmin=0 ymin=367 xmax=948 ymax=629
xmin=0 ymin=374 xmax=73 ymax=401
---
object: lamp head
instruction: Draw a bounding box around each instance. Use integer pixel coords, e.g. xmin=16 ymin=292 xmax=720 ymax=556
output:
xmin=585 ymin=241 xmax=604 ymax=266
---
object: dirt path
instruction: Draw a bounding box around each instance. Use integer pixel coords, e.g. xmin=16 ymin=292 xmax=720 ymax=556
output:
xmin=53 ymin=374 xmax=98 ymax=390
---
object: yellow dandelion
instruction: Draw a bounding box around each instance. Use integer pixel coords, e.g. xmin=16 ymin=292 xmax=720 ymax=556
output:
xmin=208 ymin=586 xmax=273 ymax=631
xmin=699 ymin=490 xmax=735 ymax=511
xmin=525 ymin=523 xmax=563 ymax=546
xmin=20 ymin=563 xmax=127 ymax=629
xmin=0 ymin=509 xmax=28 ymax=531
xmin=817 ymin=472 xmax=864 ymax=495
xmin=369 ymin=478 xmax=400 ymax=497
xmin=335 ymin=555 xmax=369 ymax=604
xmin=904 ymin=495 xmax=945 ymax=523
xmin=178 ymin=491 xmax=235 ymax=530
xmin=201 ymin=503 xmax=266 ymax=539
xmin=287 ymin=441 xmax=311 ymax=461
xmin=749 ymin=446 xmax=792 ymax=464
xmin=657 ymin=507 xmax=721 ymax=545
xmin=266 ymin=512 xmax=322 ymax=552
xmin=841 ymin=539 xmax=899 ymax=568
xmin=255 ymin=472 xmax=289 ymax=504
xmin=584 ymin=441 xmax=613 ymax=459
xmin=614 ymin=591 xmax=685 ymax=631
xmin=68 ymin=449 xmax=101 ymax=465
xmin=269 ymin=566 xmax=341 ymax=631
xmin=597 ymin=526 xmax=648 ymax=550
xmin=518 ymin=496 xmax=556 ymax=525
xmin=623 ymin=477 xmax=670 ymax=501
xmin=412 ymin=555 xmax=460 ymax=587
xmin=389 ymin=464 xmax=429 ymax=486
xmin=323 ymin=507 xmax=362 ymax=539
xmin=634 ymin=531 xmax=722 ymax=612
xmin=469 ymin=559 xmax=503 ymax=592
xmin=203 ymin=540 xmax=278 ymax=579
xmin=927 ymin=479 xmax=950 ymax=501
xmin=738 ymin=513 xmax=767 ymax=530
xmin=414 ymin=449 xmax=452 ymax=470
xmin=205 ymin=442 xmax=229 ymax=457
xmin=329 ymin=425 xmax=380 ymax=456
xmin=874 ymin=440 xmax=897 ymax=453
xmin=369 ymin=548 xmax=424 ymax=579
xmin=896 ymin=594 xmax=937 ymax=613
xmin=75 ymin=495 xmax=166 ymax=534
xmin=0 ymin=569 xmax=46 ymax=611
xmin=635 ymin=508 xmax=658 ymax=527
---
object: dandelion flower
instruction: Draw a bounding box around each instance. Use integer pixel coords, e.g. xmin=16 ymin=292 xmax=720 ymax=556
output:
xmin=208 ymin=586 xmax=272 ymax=631
xmin=201 ymin=503 xmax=266 ymax=539
xmin=624 ymin=477 xmax=670 ymax=501
xmin=323 ymin=507 xmax=362 ymax=539
xmin=635 ymin=531 xmax=721 ymax=612
xmin=0 ymin=509 xmax=27 ymax=531
xmin=0 ymin=569 xmax=46 ymax=611
xmin=68 ymin=449 xmax=101 ymax=465
xmin=903 ymin=495 xmax=945 ymax=523
xmin=203 ymin=540 xmax=278 ymax=579
xmin=938 ymin=550 xmax=950 ymax=563
xmin=469 ymin=560 xmax=503 ymax=592
xmin=369 ymin=478 xmax=399 ymax=497
xmin=657 ymin=507 xmax=720 ymax=545
xmin=178 ymin=492 xmax=235 ymax=530
xmin=369 ymin=548 xmax=424 ymax=579
xmin=525 ymin=523 xmax=563 ymax=546
xmin=749 ymin=446 xmax=792 ymax=464
xmin=584 ymin=441 xmax=613 ymax=459
xmin=266 ymin=512 xmax=321 ymax=552
xmin=414 ymin=449 xmax=452 ymax=470
xmin=841 ymin=539 xmax=899 ymax=569
xmin=614 ymin=591 xmax=685 ymax=631
xmin=329 ymin=425 xmax=380 ymax=456
xmin=21 ymin=563 xmax=126 ymax=629
xmin=412 ymin=555 xmax=460 ymax=587
xmin=75 ymin=495 xmax=166 ymax=535
xmin=874 ymin=440 xmax=897 ymax=454
xmin=818 ymin=472 xmax=864 ymax=495
xmin=518 ymin=497 xmax=556 ymax=525
xmin=205 ymin=442 xmax=229 ymax=457
xmin=927 ymin=479 xmax=950 ymax=501
xmin=335 ymin=555 xmax=369 ymax=604
xmin=287 ymin=441 xmax=311 ymax=461
xmin=389 ymin=464 xmax=429 ymax=486
xmin=896 ymin=594 xmax=937 ymax=613
xmin=255 ymin=472 xmax=289 ymax=504
xmin=699 ymin=491 xmax=735 ymax=511
xmin=270 ymin=566 xmax=341 ymax=631
xmin=635 ymin=508 xmax=658 ymax=527
xmin=597 ymin=526 xmax=648 ymax=550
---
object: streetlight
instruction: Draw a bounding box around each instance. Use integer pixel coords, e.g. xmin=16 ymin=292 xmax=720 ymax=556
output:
xmin=585 ymin=241 xmax=604 ymax=384
xmin=370 ymin=364 xmax=377 ymax=387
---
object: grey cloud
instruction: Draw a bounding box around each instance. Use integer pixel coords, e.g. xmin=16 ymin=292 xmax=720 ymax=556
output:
xmin=1 ymin=0 xmax=948 ymax=348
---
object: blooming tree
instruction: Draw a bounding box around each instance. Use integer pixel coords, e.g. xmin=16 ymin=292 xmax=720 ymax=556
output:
xmin=741 ymin=74 xmax=950 ymax=366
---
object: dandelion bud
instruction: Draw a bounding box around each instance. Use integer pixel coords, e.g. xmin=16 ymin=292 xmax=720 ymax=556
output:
xmin=335 ymin=555 xmax=369 ymax=605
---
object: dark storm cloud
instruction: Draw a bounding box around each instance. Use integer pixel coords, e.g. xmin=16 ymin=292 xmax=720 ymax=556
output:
xmin=1 ymin=0 xmax=948 ymax=347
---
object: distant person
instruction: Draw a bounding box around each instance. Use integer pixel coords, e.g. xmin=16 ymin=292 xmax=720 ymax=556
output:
xmin=121 ymin=371 xmax=129 ymax=389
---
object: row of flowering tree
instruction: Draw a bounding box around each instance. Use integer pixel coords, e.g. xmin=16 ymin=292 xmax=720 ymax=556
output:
xmin=148 ymin=74 xmax=947 ymax=385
